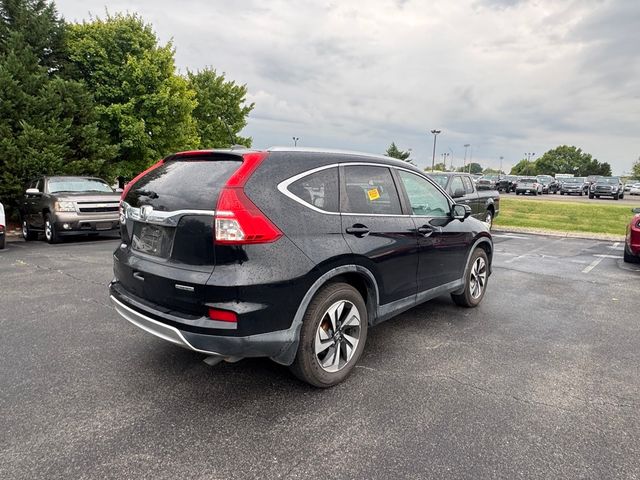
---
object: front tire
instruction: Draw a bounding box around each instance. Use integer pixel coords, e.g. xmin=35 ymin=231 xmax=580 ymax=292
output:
xmin=44 ymin=214 xmax=60 ymax=244
xmin=624 ymin=244 xmax=640 ymax=263
xmin=290 ymin=282 xmax=368 ymax=387
xmin=451 ymin=248 xmax=489 ymax=308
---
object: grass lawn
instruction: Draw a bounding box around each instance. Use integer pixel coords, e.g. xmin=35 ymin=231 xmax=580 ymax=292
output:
xmin=494 ymin=198 xmax=635 ymax=236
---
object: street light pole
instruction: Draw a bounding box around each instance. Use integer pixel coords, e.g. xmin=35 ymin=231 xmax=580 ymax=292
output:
xmin=463 ymin=143 xmax=470 ymax=173
xmin=292 ymin=137 xmax=300 ymax=147
xmin=430 ymin=129 xmax=441 ymax=171
xmin=499 ymin=156 xmax=504 ymax=175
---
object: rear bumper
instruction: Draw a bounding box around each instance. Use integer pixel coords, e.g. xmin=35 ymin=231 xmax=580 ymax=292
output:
xmin=109 ymin=285 xmax=295 ymax=362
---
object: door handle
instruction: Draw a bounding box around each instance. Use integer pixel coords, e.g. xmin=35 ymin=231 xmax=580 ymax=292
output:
xmin=417 ymin=225 xmax=441 ymax=237
xmin=133 ymin=271 xmax=145 ymax=281
xmin=345 ymin=224 xmax=370 ymax=237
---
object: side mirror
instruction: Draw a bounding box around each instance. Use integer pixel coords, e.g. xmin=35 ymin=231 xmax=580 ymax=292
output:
xmin=25 ymin=188 xmax=40 ymax=195
xmin=452 ymin=188 xmax=465 ymax=199
xmin=451 ymin=203 xmax=472 ymax=220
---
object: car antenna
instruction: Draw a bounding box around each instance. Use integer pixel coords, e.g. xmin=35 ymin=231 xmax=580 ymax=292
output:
xmin=218 ymin=116 xmax=246 ymax=150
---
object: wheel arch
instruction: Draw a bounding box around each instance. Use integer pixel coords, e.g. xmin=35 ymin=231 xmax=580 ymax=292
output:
xmin=270 ymin=264 xmax=380 ymax=366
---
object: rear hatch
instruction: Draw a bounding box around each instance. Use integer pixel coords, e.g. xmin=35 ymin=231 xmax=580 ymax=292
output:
xmin=116 ymin=152 xmax=245 ymax=314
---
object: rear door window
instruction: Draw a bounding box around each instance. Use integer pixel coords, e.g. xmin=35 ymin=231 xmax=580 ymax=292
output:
xmin=343 ymin=166 xmax=402 ymax=215
xmin=288 ymin=167 xmax=339 ymax=212
xmin=462 ymin=176 xmax=474 ymax=194
xmin=125 ymin=157 xmax=242 ymax=211
xmin=450 ymin=176 xmax=465 ymax=195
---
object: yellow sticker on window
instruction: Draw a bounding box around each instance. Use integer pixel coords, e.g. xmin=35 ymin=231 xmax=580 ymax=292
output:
xmin=367 ymin=188 xmax=380 ymax=201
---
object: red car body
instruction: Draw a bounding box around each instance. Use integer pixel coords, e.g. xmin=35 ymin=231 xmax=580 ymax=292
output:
xmin=624 ymin=208 xmax=640 ymax=263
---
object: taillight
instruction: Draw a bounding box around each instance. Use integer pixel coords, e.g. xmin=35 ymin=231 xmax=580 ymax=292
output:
xmin=214 ymin=152 xmax=281 ymax=245
xmin=120 ymin=159 xmax=164 ymax=200
xmin=208 ymin=308 xmax=237 ymax=323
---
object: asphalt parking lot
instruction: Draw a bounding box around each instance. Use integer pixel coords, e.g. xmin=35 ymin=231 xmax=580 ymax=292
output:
xmin=1 ymin=233 xmax=639 ymax=479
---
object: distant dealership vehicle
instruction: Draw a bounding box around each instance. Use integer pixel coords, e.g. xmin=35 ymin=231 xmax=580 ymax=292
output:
xmin=629 ymin=183 xmax=640 ymax=196
xmin=536 ymin=175 xmax=554 ymax=194
xmin=560 ymin=177 xmax=589 ymax=196
xmin=624 ymin=208 xmax=640 ymax=263
xmin=589 ymin=177 xmax=624 ymax=200
xmin=428 ymin=172 xmax=500 ymax=228
xmin=19 ymin=176 xmax=120 ymax=243
xmin=515 ymin=177 xmax=543 ymax=195
xmin=0 ymin=202 xmax=5 ymax=249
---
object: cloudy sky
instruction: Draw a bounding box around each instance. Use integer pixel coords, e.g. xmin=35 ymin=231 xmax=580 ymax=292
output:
xmin=56 ymin=0 xmax=639 ymax=174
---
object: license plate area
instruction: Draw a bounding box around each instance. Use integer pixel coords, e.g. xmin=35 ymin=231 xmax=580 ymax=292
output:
xmin=132 ymin=223 xmax=174 ymax=258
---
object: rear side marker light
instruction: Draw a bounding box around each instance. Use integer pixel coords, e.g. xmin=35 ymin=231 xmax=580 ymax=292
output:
xmin=208 ymin=308 xmax=237 ymax=323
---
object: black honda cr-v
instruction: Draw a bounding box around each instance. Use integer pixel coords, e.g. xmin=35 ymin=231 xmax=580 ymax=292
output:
xmin=110 ymin=147 xmax=493 ymax=387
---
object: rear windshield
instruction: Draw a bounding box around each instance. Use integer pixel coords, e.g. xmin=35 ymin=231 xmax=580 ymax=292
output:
xmin=49 ymin=178 xmax=113 ymax=193
xmin=520 ymin=178 xmax=536 ymax=183
xmin=125 ymin=158 xmax=242 ymax=210
xmin=564 ymin=178 xmax=584 ymax=183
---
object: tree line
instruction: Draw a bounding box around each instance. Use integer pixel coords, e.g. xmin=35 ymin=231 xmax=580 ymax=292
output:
xmin=0 ymin=0 xmax=254 ymax=216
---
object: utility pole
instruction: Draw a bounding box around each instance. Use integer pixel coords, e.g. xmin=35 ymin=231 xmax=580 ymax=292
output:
xmin=499 ymin=156 xmax=504 ymax=175
xmin=292 ymin=137 xmax=300 ymax=147
xmin=430 ymin=129 xmax=441 ymax=171
xmin=442 ymin=152 xmax=450 ymax=170
xmin=463 ymin=143 xmax=470 ymax=173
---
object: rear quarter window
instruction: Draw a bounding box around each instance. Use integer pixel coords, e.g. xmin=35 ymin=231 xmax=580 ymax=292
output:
xmin=287 ymin=167 xmax=339 ymax=213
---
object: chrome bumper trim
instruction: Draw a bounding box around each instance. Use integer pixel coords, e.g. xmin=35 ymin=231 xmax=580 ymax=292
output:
xmin=110 ymin=295 xmax=221 ymax=356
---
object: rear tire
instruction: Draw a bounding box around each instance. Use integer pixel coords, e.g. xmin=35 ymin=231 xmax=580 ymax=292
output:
xmin=484 ymin=209 xmax=493 ymax=229
xmin=289 ymin=282 xmax=368 ymax=387
xmin=451 ymin=248 xmax=489 ymax=308
xmin=22 ymin=218 xmax=37 ymax=241
xmin=589 ymin=194 xmax=594 ymax=199
xmin=0 ymin=234 xmax=5 ymax=249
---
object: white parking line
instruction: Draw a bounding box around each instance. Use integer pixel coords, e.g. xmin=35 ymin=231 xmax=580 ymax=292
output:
xmin=492 ymin=233 xmax=530 ymax=240
xmin=582 ymin=243 xmax=619 ymax=273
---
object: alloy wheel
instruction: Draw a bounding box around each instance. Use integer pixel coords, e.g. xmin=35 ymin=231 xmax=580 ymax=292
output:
xmin=314 ymin=300 xmax=361 ymax=373
xmin=22 ymin=220 xmax=28 ymax=239
xmin=45 ymin=219 xmax=52 ymax=241
xmin=469 ymin=257 xmax=487 ymax=299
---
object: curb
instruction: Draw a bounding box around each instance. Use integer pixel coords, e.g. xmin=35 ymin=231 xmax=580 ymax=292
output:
xmin=493 ymin=226 xmax=625 ymax=242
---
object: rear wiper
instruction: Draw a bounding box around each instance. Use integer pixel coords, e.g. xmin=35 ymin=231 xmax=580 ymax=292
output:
xmin=136 ymin=190 xmax=159 ymax=199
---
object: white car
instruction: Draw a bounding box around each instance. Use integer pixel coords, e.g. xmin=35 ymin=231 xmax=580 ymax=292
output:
xmin=0 ymin=202 xmax=6 ymax=249
xmin=630 ymin=183 xmax=640 ymax=196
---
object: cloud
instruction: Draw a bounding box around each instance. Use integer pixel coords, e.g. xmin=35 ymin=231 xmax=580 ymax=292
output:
xmin=56 ymin=0 xmax=640 ymax=173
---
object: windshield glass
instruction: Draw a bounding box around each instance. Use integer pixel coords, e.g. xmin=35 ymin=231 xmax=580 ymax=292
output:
xmin=48 ymin=178 xmax=113 ymax=193
xmin=564 ymin=177 xmax=585 ymax=183
xmin=520 ymin=178 xmax=536 ymax=184
xmin=597 ymin=178 xmax=619 ymax=185
xmin=430 ymin=175 xmax=449 ymax=188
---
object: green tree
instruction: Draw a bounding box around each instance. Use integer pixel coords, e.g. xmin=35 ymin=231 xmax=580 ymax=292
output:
xmin=631 ymin=157 xmax=640 ymax=178
xmin=0 ymin=0 xmax=114 ymax=216
xmin=66 ymin=13 xmax=199 ymax=178
xmin=385 ymin=142 xmax=411 ymax=162
xmin=456 ymin=162 xmax=483 ymax=174
xmin=483 ymin=168 xmax=503 ymax=175
xmin=187 ymin=68 xmax=253 ymax=148
xmin=510 ymin=159 xmax=537 ymax=176
xmin=534 ymin=145 xmax=611 ymax=177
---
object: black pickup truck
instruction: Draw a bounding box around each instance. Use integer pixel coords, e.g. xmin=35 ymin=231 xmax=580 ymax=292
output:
xmin=429 ymin=172 xmax=500 ymax=228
